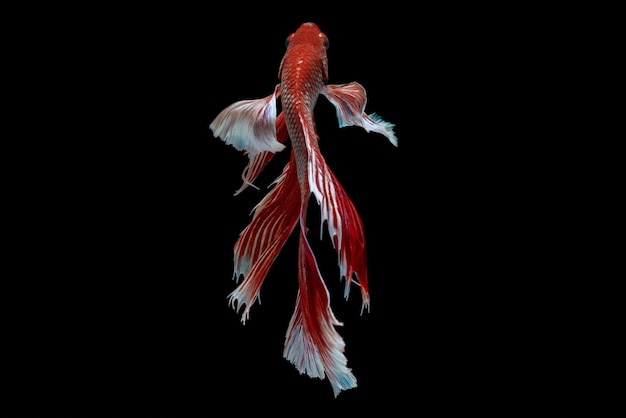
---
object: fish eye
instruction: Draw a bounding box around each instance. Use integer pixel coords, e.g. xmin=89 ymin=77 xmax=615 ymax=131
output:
xmin=285 ymin=33 xmax=294 ymax=48
xmin=319 ymin=33 xmax=329 ymax=49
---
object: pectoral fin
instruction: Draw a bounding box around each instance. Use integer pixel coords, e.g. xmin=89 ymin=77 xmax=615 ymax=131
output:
xmin=233 ymin=112 xmax=289 ymax=196
xmin=322 ymin=82 xmax=398 ymax=146
xmin=210 ymin=85 xmax=286 ymax=156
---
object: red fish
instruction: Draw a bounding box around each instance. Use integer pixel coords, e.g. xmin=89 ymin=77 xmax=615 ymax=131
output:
xmin=210 ymin=22 xmax=398 ymax=396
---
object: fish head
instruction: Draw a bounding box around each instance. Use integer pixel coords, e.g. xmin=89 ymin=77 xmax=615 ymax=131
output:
xmin=279 ymin=22 xmax=329 ymax=82
xmin=285 ymin=22 xmax=329 ymax=49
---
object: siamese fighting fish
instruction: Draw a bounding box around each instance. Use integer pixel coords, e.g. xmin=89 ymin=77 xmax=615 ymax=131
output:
xmin=210 ymin=22 xmax=398 ymax=397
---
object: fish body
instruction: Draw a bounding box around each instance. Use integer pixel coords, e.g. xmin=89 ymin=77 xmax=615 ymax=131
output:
xmin=210 ymin=22 xmax=397 ymax=397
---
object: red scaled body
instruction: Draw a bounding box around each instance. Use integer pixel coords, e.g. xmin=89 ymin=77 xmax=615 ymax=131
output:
xmin=210 ymin=22 xmax=397 ymax=397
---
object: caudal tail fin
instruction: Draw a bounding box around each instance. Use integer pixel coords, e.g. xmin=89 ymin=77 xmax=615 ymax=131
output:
xmin=283 ymin=221 xmax=357 ymax=397
xmin=309 ymin=145 xmax=371 ymax=312
xmin=228 ymin=154 xmax=300 ymax=323
xmin=281 ymin=124 xmax=371 ymax=396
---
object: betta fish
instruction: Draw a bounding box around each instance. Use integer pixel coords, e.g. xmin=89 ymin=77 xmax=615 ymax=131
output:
xmin=210 ymin=22 xmax=398 ymax=397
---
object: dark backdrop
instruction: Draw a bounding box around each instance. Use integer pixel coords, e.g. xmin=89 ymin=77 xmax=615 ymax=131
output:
xmin=8 ymin=6 xmax=552 ymax=415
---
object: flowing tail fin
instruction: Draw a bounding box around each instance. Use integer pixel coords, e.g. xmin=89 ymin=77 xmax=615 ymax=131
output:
xmin=282 ymin=122 xmax=369 ymax=397
xmin=283 ymin=221 xmax=357 ymax=397
xmin=309 ymin=144 xmax=371 ymax=312
xmin=228 ymin=154 xmax=300 ymax=323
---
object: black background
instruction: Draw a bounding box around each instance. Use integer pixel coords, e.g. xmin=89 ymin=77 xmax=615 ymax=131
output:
xmin=8 ymin=5 xmax=561 ymax=415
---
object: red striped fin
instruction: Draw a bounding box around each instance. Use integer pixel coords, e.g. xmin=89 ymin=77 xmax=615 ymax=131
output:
xmin=283 ymin=222 xmax=357 ymax=397
xmin=228 ymin=155 xmax=300 ymax=323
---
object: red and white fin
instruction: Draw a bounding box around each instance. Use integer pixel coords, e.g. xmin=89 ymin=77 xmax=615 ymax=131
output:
xmin=233 ymin=112 xmax=290 ymax=196
xmin=283 ymin=221 xmax=357 ymax=397
xmin=228 ymin=155 xmax=300 ymax=323
xmin=322 ymin=82 xmax=398 ymax=147
xmin=303 ymin=122 xmax=370 ymax=311
xmin=210 ymin=85 xmax=286 ymax=157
